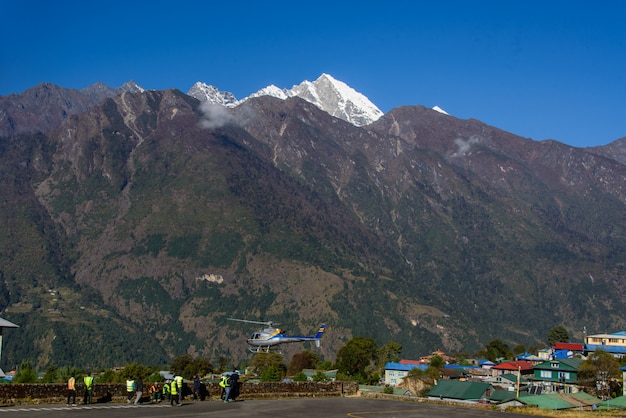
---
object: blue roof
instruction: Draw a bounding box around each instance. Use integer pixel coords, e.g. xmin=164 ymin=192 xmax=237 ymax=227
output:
xmin=553 ymin=349 xmax=574 ymax=358
xmin=384 ymin=362 xmax=428 ymax=372
xmin=585 ymin=344 xmax=626 ymax=354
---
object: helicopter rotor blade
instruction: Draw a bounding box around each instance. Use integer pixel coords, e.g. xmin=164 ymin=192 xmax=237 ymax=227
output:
xmin=227 ymin=318 xmax=278 ymax=327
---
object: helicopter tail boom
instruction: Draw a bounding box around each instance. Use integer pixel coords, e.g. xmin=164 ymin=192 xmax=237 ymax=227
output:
xmin=315 ymin=324 xmax=326 ymax=339
xmin=313 ymin=324 xmax=326 ymax=347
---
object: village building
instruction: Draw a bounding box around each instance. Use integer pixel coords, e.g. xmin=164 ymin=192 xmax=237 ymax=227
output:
xmin=489 ymin=360 xmax=534 ymax=378
xmin=585 ymin=331 xmax=626 ymax=358
xmin=383 ymin=362 xmax=427 ymax=386
xmin=530 ymin=358 xmax=584 ymax=394
xmin=428 ymin=380 xmax=494 ymax=403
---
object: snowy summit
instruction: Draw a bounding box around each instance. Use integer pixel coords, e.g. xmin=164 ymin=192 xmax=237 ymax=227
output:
xmin=282 ymin=73 xmax=384 ymax=127
xmin=432 ymin=105 xmax=449 ymax=115
xmin=187 ymin=74 xmax=384 ymax=127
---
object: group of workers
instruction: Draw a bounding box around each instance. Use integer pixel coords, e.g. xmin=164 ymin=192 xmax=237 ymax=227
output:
xmin=67 ymin=371 xmax=240 ymax=406
xmin=219 ymin=370 xmax=240 ymax=402
xmin=66 ymin=373 xmax=94 ymax=406
xmin=131 ymin=374 xmax=185 ymax=406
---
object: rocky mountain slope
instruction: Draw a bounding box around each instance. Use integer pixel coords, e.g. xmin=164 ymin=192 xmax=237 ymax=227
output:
xmin=0 ymin=81 xmax=143 ymax=137
xmin=0 ymin=81 xmax=624 ymax=370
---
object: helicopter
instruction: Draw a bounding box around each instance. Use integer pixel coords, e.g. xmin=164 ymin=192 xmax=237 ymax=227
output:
xmin=228 ymin=318 xmax=326 ymax=353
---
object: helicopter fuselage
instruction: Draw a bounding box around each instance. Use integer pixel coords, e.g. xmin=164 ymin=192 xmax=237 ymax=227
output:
xmin=246 ymin=324 xmax=325 ymax=352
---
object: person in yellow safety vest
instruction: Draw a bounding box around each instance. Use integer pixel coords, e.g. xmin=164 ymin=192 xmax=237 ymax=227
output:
xmin=83 ymin=373 xmax=94 ymax=405
xmin=174 ymin=375 xmax=184 ymax=405
xmin=126 ymin=378 xmax=135 ymax=404
xmin=219 ymin=374 xmax=230 ymax=401
xmin=66 ymin=375 xmax=77 ymax=406
xmin=162 ymin=380 xmax=171 ymax=402
xmin=169 ymin=378 xmax=179 ymax=406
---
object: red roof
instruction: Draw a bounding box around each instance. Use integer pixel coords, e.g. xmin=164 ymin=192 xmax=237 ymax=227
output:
xmin=399 ymin=359 xmax=427 ymax=365
xmin=491 ymin=360 xmax=534 ymax=371
xmin=554 ymin=342 xmax=584 ymax=351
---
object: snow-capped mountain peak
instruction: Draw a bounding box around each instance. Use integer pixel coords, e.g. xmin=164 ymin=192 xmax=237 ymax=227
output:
xmin=283 ymin=73 xmax=383 ymax=126
xmin=187 ymin=74 xmax=384 ymax=126
xmin=247 ymin=84 xmax=289 ymax=100
xmin=432 ymin=105 xmax=449 ymax=115
xmin=187 ymin=82 xmax=238 ymax=108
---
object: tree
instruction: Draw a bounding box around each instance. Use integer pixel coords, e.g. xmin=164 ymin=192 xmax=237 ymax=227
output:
xmin=317 ymin=360 xmax=333 ymax=370
xmin=513 ymin=344 xmax=526 ymax=356
xmin=217 ymin=356 xmax=229 ymax=373
xmin=293 ymin=371 xmax=308 ymax=382
xmin=14 ymin=361 xmax=37 ymax=383
xmin=183 ymin=358 xmax=213 ymax=379
xmin=479 ymin=339 xmax=512 ymax=361
xmin=547 ymin=325 xmax=569 ymax=346
xmin=41 ymin=366 xmax=59 ymax=383
xmin=95 ymin=368 xmax=118 ymax=383
xmin=375 ymin=341 xmax=402 ymax=374
xmin=169 ymin=354 xmax=212 ymax=378
xmin=260 ymin=365 xmax=282 ymax=382
xmin=578 ymin=350 xmax=621 ymax=398
xmin=407 ymin=365 xmax=439 ymax=389
xmin=312 ymin=371 xmax=330 ymax=382
xmin=119 ymin=362 xmax=153 ymax=381
xmin=335 ymin=336 xmax=378 ymax=382
xmin=251 ymin=352 xmax=285 ymax=378
xmin=170 ymin=354 xmax=193 ymax=376
xmin=287 ymin=351 xmax=320 ymax=376
xmin=429 ymin=355 xmax=445 ymax=369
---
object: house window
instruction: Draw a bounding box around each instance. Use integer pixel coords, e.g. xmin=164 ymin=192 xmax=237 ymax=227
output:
xmin=550 ymin=362 xmax=559 ymax=368
xmin=540 ymin=370 xmax=552 ymax=378
xmin=558 ymin=372 xmax=570 ymax=381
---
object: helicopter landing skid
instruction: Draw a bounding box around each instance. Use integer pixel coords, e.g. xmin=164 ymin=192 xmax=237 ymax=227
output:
xmin=248 ymin=346 xmax=282 ymax=354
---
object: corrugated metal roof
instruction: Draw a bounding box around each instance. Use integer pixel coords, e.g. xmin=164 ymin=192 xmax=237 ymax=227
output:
xmin=520 ymin=392 xmax=600 ymax=410
xmin=534 ymin=358 xmax=583 ymax=371
xmin=554 ymin=342 xmax=584 ymax=351
xmin=586 ymin=344 xmax=626 ymax=354
xmin=500 ymin=373 xmax=528 ymax=383
xmin=598 ymin=395 xmax=626 ymax=409
xmin=492 ymin=360 xmax=534 ymax=371
xmin=489 ymin=389 xmax=517 ymax=402
xmin=428 ymin=380 xmax=491 ymax=401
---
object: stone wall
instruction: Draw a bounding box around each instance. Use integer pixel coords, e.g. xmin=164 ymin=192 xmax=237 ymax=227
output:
xmin=0 ymin=381 xmax=358 ymax=404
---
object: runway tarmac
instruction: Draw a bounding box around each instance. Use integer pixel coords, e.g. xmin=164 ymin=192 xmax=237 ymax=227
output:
xmin=0 ymin=397 xmax=547 ymax=417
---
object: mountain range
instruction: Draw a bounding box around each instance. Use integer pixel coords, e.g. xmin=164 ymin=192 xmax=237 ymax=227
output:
xmin=188 ymin=73 xmax=384 ymax=126
xmin=0 ymin=74 xmax=625 ymax=370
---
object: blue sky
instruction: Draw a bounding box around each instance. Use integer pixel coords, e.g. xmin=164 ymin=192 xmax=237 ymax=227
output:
xmin=2 ymin=0 xmax=624 ymax=147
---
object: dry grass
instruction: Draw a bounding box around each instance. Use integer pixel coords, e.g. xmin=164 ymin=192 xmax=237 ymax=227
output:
xmin=506 ymin=406 xmax=625 ymax=417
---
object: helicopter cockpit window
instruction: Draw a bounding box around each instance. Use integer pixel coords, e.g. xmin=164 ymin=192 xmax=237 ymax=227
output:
xmin=251 ymin=333 xmax=261 ymax=339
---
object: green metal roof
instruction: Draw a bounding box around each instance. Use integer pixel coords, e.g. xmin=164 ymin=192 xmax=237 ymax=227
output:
xmin=533 ymin=358 xmax=583 ymax=371
xmin=489 ymin=389 xmax=517 ymax=402
xmin=500 ymin=373 xmax=528 ymax=383
xmin=428 ymin=380 xmax=491 ymax=401
xmin=598 ymin=396 xmax=626 ymax=410
xmin=520 ymin=392 xmax=600 ymax=410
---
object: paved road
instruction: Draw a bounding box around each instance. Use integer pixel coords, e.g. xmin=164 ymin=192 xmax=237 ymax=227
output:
xmin=0 ymin=398 xmax=546 ymax=417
